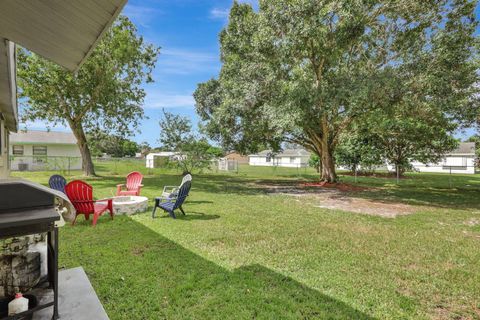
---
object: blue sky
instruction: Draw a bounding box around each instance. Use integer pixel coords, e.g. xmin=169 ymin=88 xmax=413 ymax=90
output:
xmin=121 ymin=0 xmax=246 ymax=146
xmin=22 ymin=0 xmax=478 ymax=145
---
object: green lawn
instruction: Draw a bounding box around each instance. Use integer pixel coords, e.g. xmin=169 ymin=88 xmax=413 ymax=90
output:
xmin=13 ymin=164 xmax=480 ymax=320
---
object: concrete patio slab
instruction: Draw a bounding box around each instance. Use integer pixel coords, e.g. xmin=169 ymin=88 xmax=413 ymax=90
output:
xmin=33 ymin=267 xmax=108 ymax=320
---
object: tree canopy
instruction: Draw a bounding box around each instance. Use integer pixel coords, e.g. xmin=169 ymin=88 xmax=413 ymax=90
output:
xmin=18 ymin=16 xmax=159 ymax=176
xmin=87 ymin=130 xmax=140 ymax=158
xmin=195 ymin=0 xmax=479 ymax=182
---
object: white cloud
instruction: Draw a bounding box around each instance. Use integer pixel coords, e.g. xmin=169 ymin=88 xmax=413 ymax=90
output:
xmin=209 ymin=0 xmax=258 ymax=21
xmin=122 ymin=4 xmax=163 ymax=28
xmin=238 ymin=0 xmax=258 ymax=6
xmin=19 ymin=120 xmax=70 ymax=132
xmin=210 ymin=7 xmax=229 ymax=20
xmin=144 ymin=92 xmax=195 ymax=109
xmin=155 ymin=48 xmax=220 ymax=75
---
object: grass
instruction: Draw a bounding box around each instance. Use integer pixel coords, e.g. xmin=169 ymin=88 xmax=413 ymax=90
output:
xmin=12 ymin=164 xmax=480 ymax=320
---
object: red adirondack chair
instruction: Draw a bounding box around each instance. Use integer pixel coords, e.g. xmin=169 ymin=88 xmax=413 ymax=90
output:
xmin=116 ymin=171 xmax=143 ymax=196
xmin=65 ymin=180 xmax=114 ymax=226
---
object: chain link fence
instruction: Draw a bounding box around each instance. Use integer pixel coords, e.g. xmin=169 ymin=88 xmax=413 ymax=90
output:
xmin=10 ymin=155 xmax=82 ymax=174
xmin=9 ymin=155 xmax=478 ymax=189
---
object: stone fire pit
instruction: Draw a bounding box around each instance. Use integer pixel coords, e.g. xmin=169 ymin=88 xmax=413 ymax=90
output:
xmin=112 ymin=196 xmax=148 ymax=216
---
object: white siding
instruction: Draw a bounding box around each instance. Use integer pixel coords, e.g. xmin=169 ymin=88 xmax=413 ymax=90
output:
xmin=249 ymin=155 xmax=273 ymax=166
xmin=0 ymin=119 xmax=9 ymax=178
xmin=249 ymin=155 xmax=309 ymax=168
xmin=386 ymin=156 xmax=476 ymax=175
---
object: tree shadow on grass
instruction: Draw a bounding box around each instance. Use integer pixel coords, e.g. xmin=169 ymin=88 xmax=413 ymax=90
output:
xmin=44 ymin=171 xmax=480 ymax=211
xmin=185 ymin=200 xmax=214 ymax=204
xmin=60 ymin=217 xmax=377 ymax=319
xmin=156 ymin=212 xmax=221 ymax=221
xmin=244 ymin=178 xmax=480 ymax=211
xmin=86 ymin=174 xmax=268 ymax=196
xmin=348 ymin=187 xmax=480 ymax=211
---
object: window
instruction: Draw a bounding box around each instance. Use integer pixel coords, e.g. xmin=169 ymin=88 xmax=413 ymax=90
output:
xmin=266 ymin=152 xmax=275 ymax=163
xmin=33 ymin=146 xmax=47 ymax=156
xmin=442 ymin=156 xmax=467 ymax=170
xmin=290 ymin=157 xmax=296 ymax=163
xmin=12 ymin=145 xmax=24 ymax=156
xmin=33 ymin=146 xmax=47 ymax=164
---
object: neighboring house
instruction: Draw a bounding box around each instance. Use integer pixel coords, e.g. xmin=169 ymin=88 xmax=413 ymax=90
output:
xmin=386 ymin=142 xmax=476 ymax=174
xmin=224 ymin=151 xmax=249 ymax=164
xmin=146 ymin=152 xmax=184 ymax=168
xmin=9 ymin=131 xmax=82 ymax=171
xmin=249 ymin=149 xmax=310 ymax=168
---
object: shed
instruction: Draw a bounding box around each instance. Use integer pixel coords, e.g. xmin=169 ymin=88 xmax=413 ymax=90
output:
xmin=146 ymin=152 xmax=183 ymax=168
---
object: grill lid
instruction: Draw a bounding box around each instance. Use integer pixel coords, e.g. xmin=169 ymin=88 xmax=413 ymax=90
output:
xmin=0 ymin=178 xmax=74 ymax=226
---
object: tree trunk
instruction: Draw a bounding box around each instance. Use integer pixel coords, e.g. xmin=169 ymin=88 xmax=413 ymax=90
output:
xmin=320 ymin=146 xmax=337 ymax=183
xmin=394 ymin=163 xmax=405 ymax=178
xmin=70 ymin=122 xmax=96 ymax=176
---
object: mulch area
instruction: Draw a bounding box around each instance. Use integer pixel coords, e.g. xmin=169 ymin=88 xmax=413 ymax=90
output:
xmin=303 ymin=181 xmax=369 ymax=192
xmin=341 ymin=171 xmax=411 ymax=179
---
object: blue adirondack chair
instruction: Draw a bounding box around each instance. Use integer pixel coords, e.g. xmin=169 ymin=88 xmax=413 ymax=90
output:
xmin=152 ymin=180 xmax=191 ymax=219
xmin=49 ymin=174 xmax=67 ymax=193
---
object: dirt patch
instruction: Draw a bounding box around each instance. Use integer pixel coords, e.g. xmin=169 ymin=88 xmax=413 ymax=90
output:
xmin=258 ymin=181 xmax=369 ymax=195
xmin=464 ymin=218 xmax=480 ymax=227
xmin=258 ymin=181 xmax=416 ymax=218
xmin=131 ymin=245 xmax=149 ymax=256
xmin=312 ymin=193 xmax=416 ymax=218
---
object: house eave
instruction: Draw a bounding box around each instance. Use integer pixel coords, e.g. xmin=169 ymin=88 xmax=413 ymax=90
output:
xmin=10 ymin=142 xmax=77 ymax=146
xmin=446 ymin=153 xmax=475 ymax=157
xmin=0 ymin=0 xmax=128 ymax=72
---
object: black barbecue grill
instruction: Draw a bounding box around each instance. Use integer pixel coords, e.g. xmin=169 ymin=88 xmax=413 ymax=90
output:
xmin=0 ymin=181 xmax=60 ymax=320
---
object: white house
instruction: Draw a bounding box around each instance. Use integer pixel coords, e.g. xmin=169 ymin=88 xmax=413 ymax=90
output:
xmin=146 ymin=152 xmax=184 ymax=168
xmin=386 ymin=142 xmax=476 ymax=174
xmin=9 ymin=130 xmax=82 ymax=171
xmin=249 ymin=149 xmax=310 ymax=168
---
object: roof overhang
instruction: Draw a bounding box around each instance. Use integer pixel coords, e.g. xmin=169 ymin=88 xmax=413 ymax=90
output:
xmin=447 ymin=153 xmax=476 ymax=157
xmin=0 ymin=0 xmax=128 ymax=72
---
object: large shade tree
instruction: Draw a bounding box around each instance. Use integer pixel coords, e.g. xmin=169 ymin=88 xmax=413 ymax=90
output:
xmin=17 ymin=16 xmax=159 ymax=176
xmin=194 ymin=0 xmax=479 ymax=182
